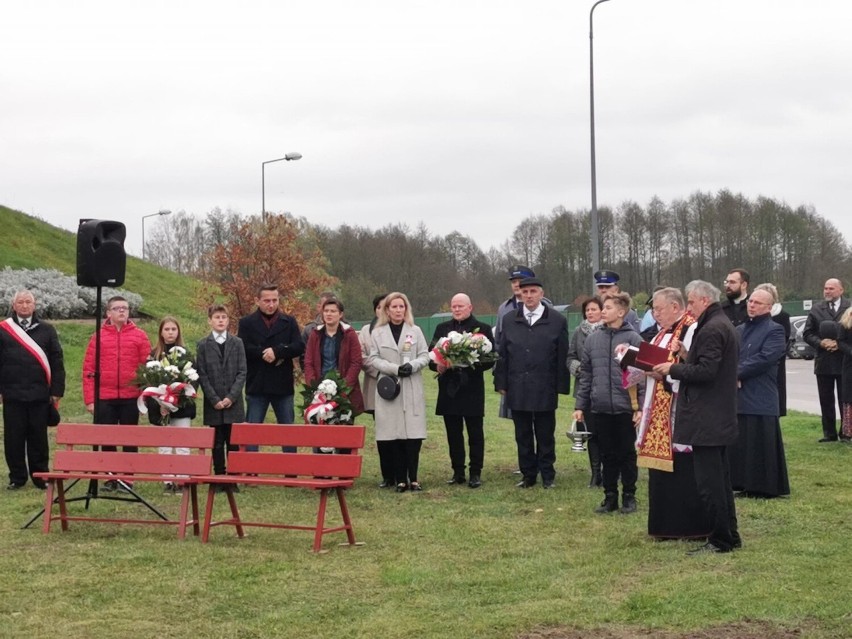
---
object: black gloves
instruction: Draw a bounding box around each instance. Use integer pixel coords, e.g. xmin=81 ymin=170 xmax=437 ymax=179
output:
xmin=397 ymin=363 xmax=413 ymax=378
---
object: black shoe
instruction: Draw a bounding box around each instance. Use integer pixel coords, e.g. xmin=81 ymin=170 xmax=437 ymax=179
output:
xmin=33 ymin=480 xmax=48 ymax=490
xmin=515 ymin=478 xmax=536 ymax=488
xmin=588 ymin=471 xmax=602 ymax=488
xmin=468 ymin=475 xmax=482 ymax=489
xmin=378 ymin=479 xmax=394 ymax=488
xmin=595 ymin=493 xmax=619 ymax=514
xmin=840 ymin=436 xmax=852 ymax=443
xmin=687 ymin=542 xmax=731 ymax=556
xmin=620 ymin=494 xmax=637 ymax=514
xmin=409 ymin=481 xmax=423 ymax=492
xmin=102 ymin=480 xmax=118 ymax=492
xmin=395 ymin=483 xmax=408 ymax=493
xmin=446 ymin=474 xmax=466 ymax=485
xmin=6 ymin=483 xmax=25 ymax=491
xmin=542 ymin=481 xmax=555 ymax=489
xmin=818 ymin=437 xmax=838 ymax=443
xmin=732 ymin=538 xmax=743 ymax=549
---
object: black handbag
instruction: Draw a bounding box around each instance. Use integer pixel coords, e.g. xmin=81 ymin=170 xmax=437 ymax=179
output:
xmin=377 ymin=375 xmax=401 ymax=401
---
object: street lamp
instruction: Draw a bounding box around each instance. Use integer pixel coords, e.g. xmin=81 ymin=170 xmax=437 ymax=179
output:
xmin=262 ymin=152 xmax=302 ymax=221
xmin=589 ymin=0 xmax=611 ymax=288
xmin=142 ymin=209 xmax=172 ymax=260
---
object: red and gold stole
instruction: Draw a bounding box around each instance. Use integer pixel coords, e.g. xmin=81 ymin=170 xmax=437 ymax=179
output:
xmin=636 ymin=313 xmax=695 ymax=471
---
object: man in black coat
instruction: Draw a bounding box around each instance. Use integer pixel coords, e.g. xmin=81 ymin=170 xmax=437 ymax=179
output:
xmin=654 ymin=280 xmax=741 ymax=554
xmin=429 ymin=293 xmax=494 ymax=489
xmin=494 ymin=277 xmax=569 ymax=489
xmin=720 ymin=268 xmax=750 ymax=327
xmin=0 ymin=290 xmax=65 ymax=490
xmin=238 ymin=284 xmax=304 ymax=443
xmin=802 ymin=277 xmax=850 ymax=442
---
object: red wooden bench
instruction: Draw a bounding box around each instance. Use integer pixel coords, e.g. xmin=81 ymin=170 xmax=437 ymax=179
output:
xmin=33 ymin=423 xmax=215 ymax=539
xmin=198 ymin=423 xmax=366 ymax=552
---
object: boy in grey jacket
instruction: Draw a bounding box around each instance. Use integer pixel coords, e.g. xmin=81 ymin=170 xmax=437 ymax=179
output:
xmin=573 ymin=292 xmax=643 ymax=514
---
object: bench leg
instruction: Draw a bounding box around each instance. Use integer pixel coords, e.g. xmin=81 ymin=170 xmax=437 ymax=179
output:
xmin=57 ymin=480 xmax=69 ymax=532
xmin=225 ymin=487 xmax=245 ymax=539
xmin=177 ymin=488 xmax=191 ymax=540
xmin=313 ymin=488 xmax=331 ymax=552
xmin=336 ymin=487 xmax=357 ymax=546
xmin=42 ymin=481 xmax=56 ymax=533
xmin=201 ymin=486 xmax=216 ymax=543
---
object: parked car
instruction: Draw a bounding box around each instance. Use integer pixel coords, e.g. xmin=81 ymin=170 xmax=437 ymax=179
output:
xmin=788 ymin=315 xmax=815 ymax=360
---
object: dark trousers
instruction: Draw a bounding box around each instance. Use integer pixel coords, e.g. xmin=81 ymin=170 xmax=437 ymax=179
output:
xmin=95 ymin=399 xmax=140 ymax=452
xmin=443 ymin=415 xmax=484 ymax=476
xmin=377 ymin=440 xmax=395 ymax=482
xmin=3 ymin=400 xmax=50 ymax=486
xmin=512 ymin=410 xmax=556 ymax=483
xmin=211 ymin=424 xmax=237 ymax=475
xmin=391 ymin=439 xmax=423 ymax=485
xmin=593 ymin=412 xmax=638 ymax=496
xmin=816 ymin=374 xmax=842 ymax=439
xmin=692 ymin=445 xmax=740 ymax=551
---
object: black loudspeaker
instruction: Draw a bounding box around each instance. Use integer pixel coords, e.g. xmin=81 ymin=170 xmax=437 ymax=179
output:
xmin=76 ymin=219 xmax=127 ymax=287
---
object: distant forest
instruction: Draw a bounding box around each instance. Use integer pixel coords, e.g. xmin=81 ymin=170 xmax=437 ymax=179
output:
xmin=145 ymin=189 xmax=851 ymax=320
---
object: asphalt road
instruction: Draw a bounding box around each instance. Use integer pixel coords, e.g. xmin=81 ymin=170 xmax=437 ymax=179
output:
xmin=785 ymin=357 xmax=821 ymax=415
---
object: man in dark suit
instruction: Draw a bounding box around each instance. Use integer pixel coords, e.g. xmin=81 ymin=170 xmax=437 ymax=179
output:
xmin=238 ymin=284 xmax=304 ymax=438
xmin=429 ymin=293 xmax=494 ymax=489
xmin=721 ymin=268 xmax=750 ymax=327
xmin=0 ymin=290 xmax=65 ymax=490
xmin=802 ymin=278 xmax=850 ymax=442
xmin=494 ymin=277 xmax=570 ymax=489
xmin=654 ymin=280 xmax=742 ymax=555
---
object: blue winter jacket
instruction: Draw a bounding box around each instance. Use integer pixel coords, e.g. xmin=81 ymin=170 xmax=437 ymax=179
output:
xmin=736 ymin=313 xmax=786 ymax=416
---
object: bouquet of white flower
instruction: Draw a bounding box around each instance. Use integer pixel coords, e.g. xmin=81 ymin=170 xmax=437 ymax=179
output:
xmin=135 ymin=346 xmax=199 ymax=424
xmin=429 ymin=329 xmax=497 ymax=370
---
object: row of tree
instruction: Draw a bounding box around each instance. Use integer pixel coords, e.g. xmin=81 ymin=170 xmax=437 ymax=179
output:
xmin=145 ymin=190 xmax=852 ymax=322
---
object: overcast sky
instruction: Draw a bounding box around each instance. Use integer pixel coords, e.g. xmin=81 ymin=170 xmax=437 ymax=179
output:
xmin=2 ymin=0 xmax=851 ymax=258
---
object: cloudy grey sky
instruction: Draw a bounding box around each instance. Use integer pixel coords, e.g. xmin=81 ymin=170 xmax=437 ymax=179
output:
xmin=2 ymin=0 xmax=851 ymax=258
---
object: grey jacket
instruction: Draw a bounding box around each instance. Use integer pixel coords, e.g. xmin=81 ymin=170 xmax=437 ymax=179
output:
xmin=574 ymin=323 xmax=643 ymax=414
xmin=196 ymin=333 xmax=247 ymax=426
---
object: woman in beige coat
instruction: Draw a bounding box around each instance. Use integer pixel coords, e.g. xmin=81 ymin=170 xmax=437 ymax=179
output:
xmin=359 ymin=293 xmax=395 ymax=488
xmin=367 ymin=292 xmax=430 ymax=492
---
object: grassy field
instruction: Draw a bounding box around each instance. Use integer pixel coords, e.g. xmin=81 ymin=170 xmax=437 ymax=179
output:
xmin=1 ymin=374 xmax=850 ymax=638
xmin=2 ymin=205 xmax=852 ymax=637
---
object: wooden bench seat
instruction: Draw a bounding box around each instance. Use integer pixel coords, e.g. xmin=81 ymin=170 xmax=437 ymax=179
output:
xmin=33 ymin=423 xmax=214 ymax=539
xmin=198 ymin=423 xmax=365 ymax=552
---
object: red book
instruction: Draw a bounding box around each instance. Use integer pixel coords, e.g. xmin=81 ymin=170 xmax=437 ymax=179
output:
xmin=635 ymin=341 xmax=670 ymax=370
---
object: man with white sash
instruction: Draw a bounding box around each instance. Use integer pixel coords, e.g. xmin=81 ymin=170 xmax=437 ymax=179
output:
xmin=0 ymin=290 xmax=65 ymax=490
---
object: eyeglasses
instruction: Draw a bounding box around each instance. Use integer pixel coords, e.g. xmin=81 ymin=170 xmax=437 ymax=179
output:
xmin=109 ymin=306 xmax=129 ymax=312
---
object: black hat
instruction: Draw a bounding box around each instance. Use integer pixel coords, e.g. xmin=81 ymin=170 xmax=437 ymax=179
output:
xmin=594 ymin=270 xmax=620 ymax=287
xmin=508 ymin=265 xmax=535 ymax=280
xmin=519 ymin=276 xmax=543 ymax=289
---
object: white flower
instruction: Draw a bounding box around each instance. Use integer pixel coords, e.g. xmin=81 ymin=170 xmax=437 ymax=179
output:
xmin=146 ymin=360 xmax=162 ymax=369
xmin=448 ymin=331 xmax=463 ymax=345
xmin=185 ymin=368 xmax=199 ymax=382
xmin=318 ymin=380 xmax=338 ymax=396
xmin=164 ymin=365 xmax=180 ymax=376
xmin=169 ymin=346 xmax=187 ymax=356
xmin=479 ymin=339 xmax=492 ymax=354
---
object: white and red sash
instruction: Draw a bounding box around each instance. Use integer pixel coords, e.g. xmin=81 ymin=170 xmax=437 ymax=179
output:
xmin=0 ymin=317 xmax=51 ymax=386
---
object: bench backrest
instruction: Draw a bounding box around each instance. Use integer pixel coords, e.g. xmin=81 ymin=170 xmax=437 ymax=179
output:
xmin=52 ymin=423 xmax=214 ymax=476
xmin=227 ymin=423 xmax=365 ymax=479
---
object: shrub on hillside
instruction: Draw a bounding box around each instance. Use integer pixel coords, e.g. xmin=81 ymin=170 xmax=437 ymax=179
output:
xmin=0 ymin=268 xmax=143 ymax=319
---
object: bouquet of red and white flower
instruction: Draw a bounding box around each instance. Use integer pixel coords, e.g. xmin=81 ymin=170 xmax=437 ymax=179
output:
xmin=429 ymin=329 xmax=497 ymax=370
xmin=135 ymin=346 xmax=198 ymax=425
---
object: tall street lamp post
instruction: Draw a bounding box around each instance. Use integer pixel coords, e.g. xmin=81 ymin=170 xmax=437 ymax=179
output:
xmin=142 ymin=209 xmax=172 ymax=261
xmin=262 ymin=152 xmax=302 ymax=221
xmin=589 ymin=0 xmax=611 ymax=287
